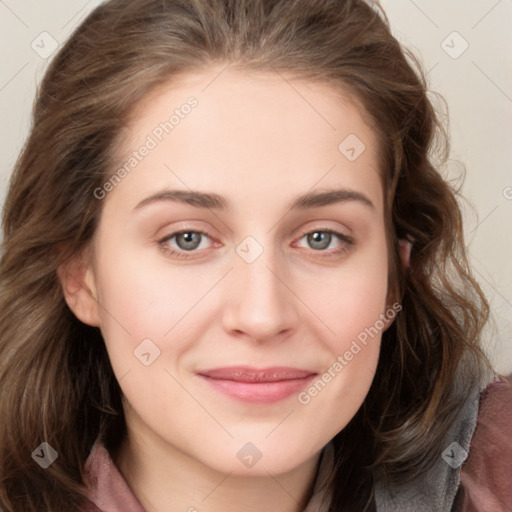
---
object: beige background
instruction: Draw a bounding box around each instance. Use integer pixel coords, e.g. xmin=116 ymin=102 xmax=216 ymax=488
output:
xmin=0 ymin=0 xmax=511 ymax=373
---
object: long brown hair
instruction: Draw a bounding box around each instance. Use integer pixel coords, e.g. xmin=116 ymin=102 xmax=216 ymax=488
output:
xmin=0 ymin=1 xmax=492 ymax=510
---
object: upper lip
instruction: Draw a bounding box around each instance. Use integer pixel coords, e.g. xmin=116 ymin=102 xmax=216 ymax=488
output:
xmin=197 ymin=366 xmax=316 ymax=383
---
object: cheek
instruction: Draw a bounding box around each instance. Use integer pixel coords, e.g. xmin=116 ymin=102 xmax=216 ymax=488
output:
xmin=92 ymin=240 xmax=202 ymax=375
xmin=293 ymin=237 xmax=388 ymax=429
xmin=310 ymin=265 xmax=386 ymax=390
xmin=302 ymin=239 xmax=389 ymax=353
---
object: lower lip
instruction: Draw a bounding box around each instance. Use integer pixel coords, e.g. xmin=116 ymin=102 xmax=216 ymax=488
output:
xmin=199 ymin=375 xmax=316 ymax=404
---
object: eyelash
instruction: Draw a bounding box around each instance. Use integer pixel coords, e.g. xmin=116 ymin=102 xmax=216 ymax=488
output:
xmin=158 ymin=227 xmax=355 ymax=260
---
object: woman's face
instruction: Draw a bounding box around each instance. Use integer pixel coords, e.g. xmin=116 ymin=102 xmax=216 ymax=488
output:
xmin=71 ymin=66 xmax=390 ymax=475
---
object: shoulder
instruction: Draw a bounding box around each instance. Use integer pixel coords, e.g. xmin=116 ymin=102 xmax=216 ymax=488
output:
xmin=456 ymin=374 xmax=512 ymax=511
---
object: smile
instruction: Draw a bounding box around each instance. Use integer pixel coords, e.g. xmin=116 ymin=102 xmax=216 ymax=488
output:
xmin=196 ymin=366 xmax=317 ymax=404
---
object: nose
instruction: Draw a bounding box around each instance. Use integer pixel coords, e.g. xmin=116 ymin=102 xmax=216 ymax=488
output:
xmin=221 ymin=243 xmax=299 ymax=343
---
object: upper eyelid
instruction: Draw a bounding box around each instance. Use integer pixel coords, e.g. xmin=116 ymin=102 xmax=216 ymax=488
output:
xmin=160 ymin=228 xmax=213 ymax=246
xmin=293 ymin=228 xmax=354 ymax=250
xmin=161 ymin=224 xmax=349 ymax=238
xmin=296 ymin=224 xmax=350 ymax=237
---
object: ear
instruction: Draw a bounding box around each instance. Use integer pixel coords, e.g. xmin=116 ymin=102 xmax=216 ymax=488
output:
xmin=398 ymin=237 xmax=412 ymax=268
xmin=57 ymin=247 xmax=101 ymax=327
xmin=382 ymin=238 xmax=412 ymax=332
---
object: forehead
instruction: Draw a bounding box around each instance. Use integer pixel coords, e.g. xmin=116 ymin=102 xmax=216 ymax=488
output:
xmin=107 ymin=66 xmax=383 ymax=213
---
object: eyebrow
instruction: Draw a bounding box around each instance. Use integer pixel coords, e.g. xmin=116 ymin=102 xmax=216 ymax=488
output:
xmin=133 ymin=187 xmax=374 ymax=212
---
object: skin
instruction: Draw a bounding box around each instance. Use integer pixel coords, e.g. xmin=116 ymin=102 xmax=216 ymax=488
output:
xmin=60 ymin=64 xmax=393 ymax=512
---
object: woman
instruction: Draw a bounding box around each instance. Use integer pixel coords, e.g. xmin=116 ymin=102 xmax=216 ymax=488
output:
xmin=0 ymin=0 xmax=510 ymax=511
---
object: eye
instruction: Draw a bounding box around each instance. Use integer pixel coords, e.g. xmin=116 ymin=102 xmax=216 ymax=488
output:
xmin=158 ymin=227 xmax=355 ymax=260
xmin=295 ymin=228 xmax=355 ymax=256
xmin=159 ymin=230 xmax=213 ymax=259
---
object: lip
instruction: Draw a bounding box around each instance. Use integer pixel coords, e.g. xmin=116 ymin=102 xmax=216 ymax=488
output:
xmin=196 ymin=366 xmax=317 ymax=404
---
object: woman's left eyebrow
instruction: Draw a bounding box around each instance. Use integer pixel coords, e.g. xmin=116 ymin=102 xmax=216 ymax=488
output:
xmin=132 ymin=187 xmax=375 ymax=213
xmin=289 ymin=188 xmax=374 ymax=211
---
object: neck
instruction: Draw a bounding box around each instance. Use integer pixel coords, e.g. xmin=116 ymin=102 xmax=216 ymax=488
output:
xmin=113 ymin=428 xmax=323 ymax=512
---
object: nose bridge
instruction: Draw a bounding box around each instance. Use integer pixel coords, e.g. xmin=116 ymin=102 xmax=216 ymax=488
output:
xmin=222 ymin=235 xmax=297 ymax=341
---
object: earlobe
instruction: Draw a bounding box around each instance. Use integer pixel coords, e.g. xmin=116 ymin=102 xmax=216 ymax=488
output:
xmin=57 ymin=249 xmax=101 ymax=327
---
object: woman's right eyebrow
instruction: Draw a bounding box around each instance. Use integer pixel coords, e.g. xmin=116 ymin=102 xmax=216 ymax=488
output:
xmin=132 ymin=187 xmax=375 ymax=213
xmin=133 ymin=189 xmax=228 ymax=212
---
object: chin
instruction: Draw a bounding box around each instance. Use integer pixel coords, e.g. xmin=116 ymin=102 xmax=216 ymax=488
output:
xmin=193 ymin=437 xmax=321 ymax=477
